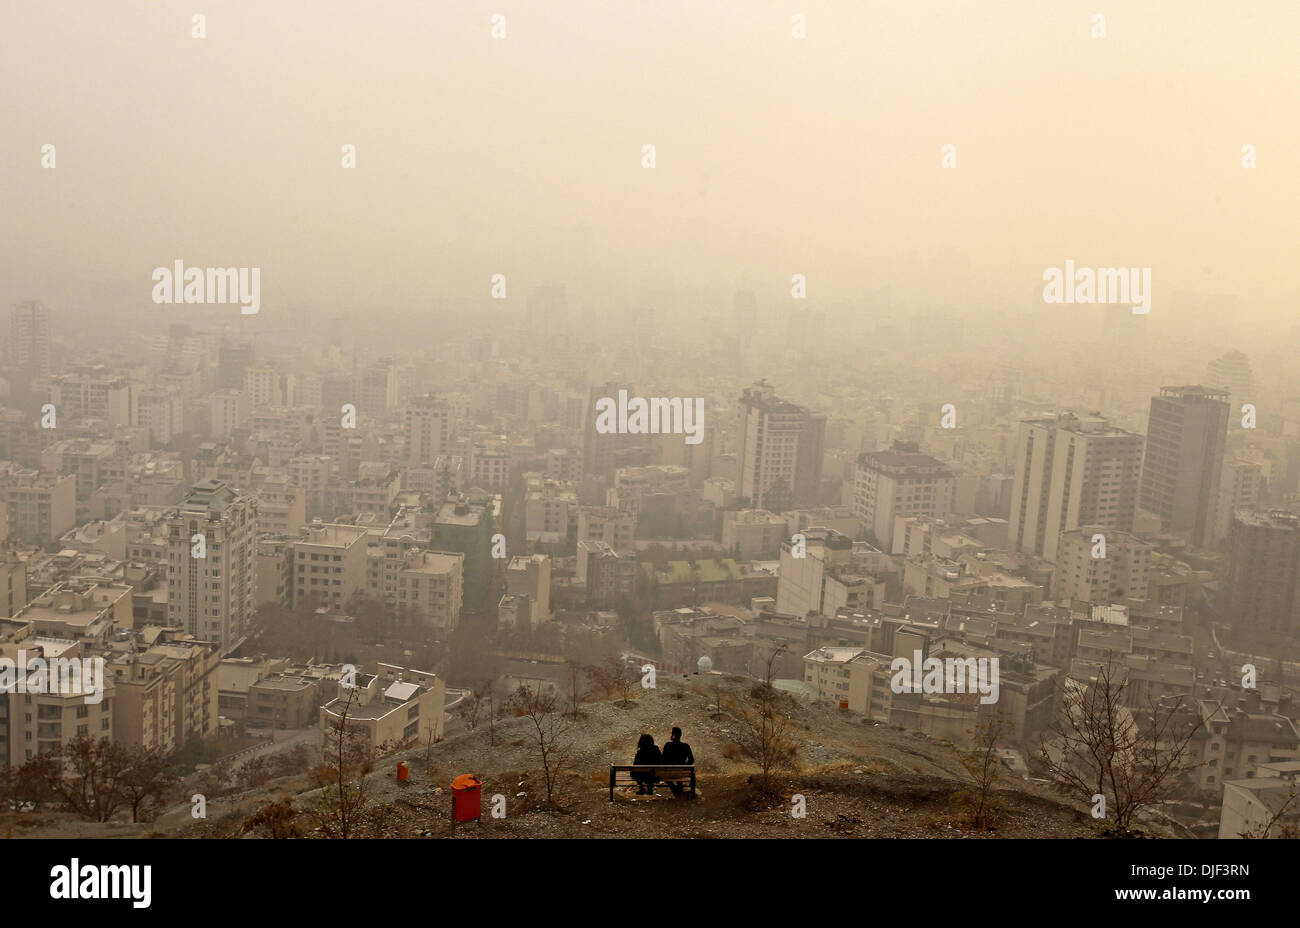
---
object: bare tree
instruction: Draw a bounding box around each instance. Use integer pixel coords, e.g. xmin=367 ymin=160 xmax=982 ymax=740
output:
xmin=565 ymin=657 xmax=588 ymax=719
xmin=1038 ymin=662 xmax=1206 ymax=833
xmin=508 ymin=684 xmax=573 ymax=807
xmin=588 ymin=656 xmax=637 ymax=707
xmin=731 ymin=646 xmax=799 ymax=797
xmin=315 ymin=686 xmax=374 ymax=838
xmin=958 ymin=712 xmax=1008 ymax=830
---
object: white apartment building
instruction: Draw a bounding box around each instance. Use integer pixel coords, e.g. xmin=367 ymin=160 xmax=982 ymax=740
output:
xmin=1008 ymin=413 xmax=1142 ymax=563
xmin=292 ymin=521 xmax=369 ymax=611
xmin=1052 ymin=527 xmax=1154 ymax=603
xmin=853 ymin=445 xmax=954 ymax=551
xmin=407 ymin=394 xmax=453 ymax=466
xmin=166 ymin=480 xmax=258 ymax=651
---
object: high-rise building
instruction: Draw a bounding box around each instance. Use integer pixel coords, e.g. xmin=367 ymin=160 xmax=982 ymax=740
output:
xmin=1224 ymin=510 xmax=1300 ymax=636
xmin=1139 ymin=386 xmax=1229 ymax=548
xmin=432 ymin=497 xmax=495 ymax=614
xmin=853 ymin=443 xmax=954 ymax=551
xmin=581 ymin=380 xmax=644 ymax=482
xmin=735 ymin=380 xmax=825 ymax=511
xmin=407 ymin=394 xmax=452 ymax=466
xmin=166 ymin=480 xmax=258 ymax=650
xmin=1008 ymin=412 xmax=1143 ymax=563
xmin=1206 ymin=350 xmax=1254 ymax=408
xmin=10 ymin=301 xmax=52 ymax=378
xmin=1215 ymin=450 xmax=1268 ymax=542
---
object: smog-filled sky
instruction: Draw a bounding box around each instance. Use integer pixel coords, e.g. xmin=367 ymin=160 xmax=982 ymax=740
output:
xmin=2 ymin=0 xmax=1297 ymax=324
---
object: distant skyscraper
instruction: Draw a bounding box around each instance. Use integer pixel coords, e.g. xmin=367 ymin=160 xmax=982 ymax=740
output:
xmin=1224 ymin=509 xmax=1300 ymax=636
xmin=1008 ymin=412 xmax=1142 ymax=562
xmin=10 ymin=301 xmax=52 ymax=378
xmin=1206 ymin=350 xmax=1255 ymax=408
xmin=1139 ymin=386 xmax=1229 ymax=548
xmin=735 ymin=381 xmax=825 ymax=511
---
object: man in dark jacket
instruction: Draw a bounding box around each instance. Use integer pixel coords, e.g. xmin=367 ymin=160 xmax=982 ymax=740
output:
xmin=661 ymin=727 xmax=694 ymax=794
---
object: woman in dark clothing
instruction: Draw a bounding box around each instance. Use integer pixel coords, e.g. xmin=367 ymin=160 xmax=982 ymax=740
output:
xmin=632 ymin=733 xmax=662 ymax=794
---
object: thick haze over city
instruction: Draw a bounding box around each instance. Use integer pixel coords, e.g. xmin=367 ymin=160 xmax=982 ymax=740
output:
xmin=0 ymin=1 xmax=1297 ymax=901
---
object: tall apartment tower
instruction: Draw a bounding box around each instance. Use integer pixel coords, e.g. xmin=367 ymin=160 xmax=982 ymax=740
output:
xmin=10 ymin=301 xmax=52 ymax=378
xmin=1224 ymin=510 xmax=1300 ymax=636
xmin=166 ymin=480 xmax=258 ymax=651
xmin=581 ymin=380 xmax=642 ymax=482
xmin=407 ymin=394 xmax=452 ymax=466
xmin=1138 ymin=385 xmax=1229 ymax=549
xmin=1008 ymin=412 xmax=1143 ymax=563
xmin=735 ymin=380 xmax=825 ymax=511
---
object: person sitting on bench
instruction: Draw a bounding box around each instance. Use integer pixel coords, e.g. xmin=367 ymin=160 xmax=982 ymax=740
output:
xmin=632 ymin=733 xmax=662 ymax=794
xmin=661 ymin=727 xmax=694 ymax=795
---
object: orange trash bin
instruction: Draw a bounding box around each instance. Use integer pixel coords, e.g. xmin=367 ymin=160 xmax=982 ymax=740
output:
xmin=451 ymin=774 xmax=482 ymax=822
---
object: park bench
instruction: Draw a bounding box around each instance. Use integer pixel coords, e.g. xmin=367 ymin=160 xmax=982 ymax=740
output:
xmin=609 ymin=764 xmax=696 ymax=800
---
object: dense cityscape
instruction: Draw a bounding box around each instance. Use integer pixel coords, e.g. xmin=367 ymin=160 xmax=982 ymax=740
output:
xmin=2 ymin=0 xmax=1296 ymax=913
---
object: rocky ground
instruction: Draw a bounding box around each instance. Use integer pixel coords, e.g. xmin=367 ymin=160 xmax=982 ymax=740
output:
xmin=121 ymin=672 xmax=1106 ymax=839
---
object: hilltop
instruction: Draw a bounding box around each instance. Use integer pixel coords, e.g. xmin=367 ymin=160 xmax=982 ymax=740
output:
xmin=158 ymin=672 xmax=1105 ymax=839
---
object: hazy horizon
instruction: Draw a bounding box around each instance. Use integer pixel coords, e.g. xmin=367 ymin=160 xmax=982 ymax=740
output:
xmin=3 ymin=1 xmax=1297 ymax=335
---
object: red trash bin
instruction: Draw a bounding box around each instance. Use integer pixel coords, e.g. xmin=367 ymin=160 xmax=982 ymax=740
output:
xmin=451 ymin=774 xmax=482 ymax=822
xmin=397 ymin=761 xmax=409 ymax=781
